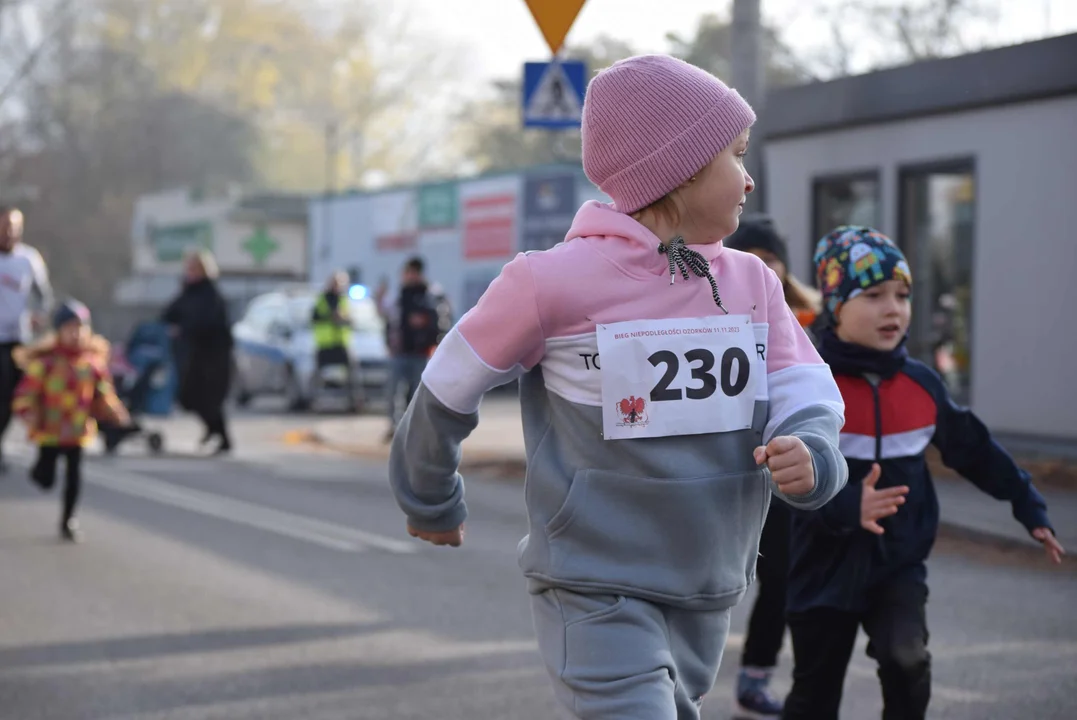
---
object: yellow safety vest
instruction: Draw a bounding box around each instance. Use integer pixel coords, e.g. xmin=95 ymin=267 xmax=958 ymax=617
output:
xmin=312 ymin=294 xmax=351 ymax=350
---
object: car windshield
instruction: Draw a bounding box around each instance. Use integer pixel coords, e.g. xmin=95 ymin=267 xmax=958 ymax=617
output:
xmin=288 ymin=293 xmax=384 ymax=335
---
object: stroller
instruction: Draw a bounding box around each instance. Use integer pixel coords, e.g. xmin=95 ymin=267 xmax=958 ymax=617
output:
xmin=100 ymin=321 xmax=175 ymax=455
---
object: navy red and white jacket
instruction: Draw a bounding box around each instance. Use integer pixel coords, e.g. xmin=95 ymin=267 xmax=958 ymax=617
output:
xmin=787 ymin=357 xmax=1052 ymax=614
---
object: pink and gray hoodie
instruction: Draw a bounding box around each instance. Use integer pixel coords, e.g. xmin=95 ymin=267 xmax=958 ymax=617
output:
xmin=390 ymin=201 xmax=848 ymax=611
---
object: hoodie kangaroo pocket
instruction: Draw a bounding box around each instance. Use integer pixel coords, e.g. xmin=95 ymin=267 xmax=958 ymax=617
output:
xmin=545 ymin=467 xmax=769 ymax=603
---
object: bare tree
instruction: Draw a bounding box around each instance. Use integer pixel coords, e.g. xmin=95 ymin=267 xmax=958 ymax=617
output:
xmin=667 ymin=12 xmax=818 ymax=88
xmin=810 ymin=0 xmax=1003 ymax=76
xmin=16 ymin=38 xmax=259 ymax=307
xmin=0 ymin=0 xmax=76 ymax=108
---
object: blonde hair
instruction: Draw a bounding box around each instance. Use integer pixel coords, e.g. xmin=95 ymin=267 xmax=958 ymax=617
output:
xmin=185 ymin=248 xmax=219 ymax=280
xmin=632 ymin=193 xmax=682 ymax=229
xmin=629 ymin=164 xmax=711 ymax=230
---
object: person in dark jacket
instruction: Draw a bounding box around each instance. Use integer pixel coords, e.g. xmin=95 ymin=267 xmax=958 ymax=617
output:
xmin=375 ymin=256 xmax=452 ymax=441
xmin=162 ymin=250 xmax=234 ymax=454
xmin=782 ymin=227 xmax=1064 ymax=720
xmin=724 ymin=215 xmax=824 ymax=719
xmin=726 ymin=213 xmax=824 ymax=342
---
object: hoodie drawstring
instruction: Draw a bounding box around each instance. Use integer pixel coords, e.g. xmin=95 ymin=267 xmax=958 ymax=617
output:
xmin=658 ymin=236 xmax=728 ymax=314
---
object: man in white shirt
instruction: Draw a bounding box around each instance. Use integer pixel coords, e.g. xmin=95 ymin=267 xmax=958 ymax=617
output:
xmin=0 ymin=206 xmax=53 ymax=471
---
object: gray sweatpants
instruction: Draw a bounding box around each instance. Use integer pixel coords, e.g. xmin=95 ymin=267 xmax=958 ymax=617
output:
xmin=531 ymin=588 xmax=732 ymax=719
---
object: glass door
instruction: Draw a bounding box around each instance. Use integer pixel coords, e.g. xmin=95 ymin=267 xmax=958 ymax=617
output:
xmin=899 ymin=161 xmax=976 ymax=403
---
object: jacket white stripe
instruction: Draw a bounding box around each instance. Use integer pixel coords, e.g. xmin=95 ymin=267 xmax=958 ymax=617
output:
xmin=541 ymin=333 xmax=602 ymax=406
xmin=764 ymin=363 xmax=846 ymax=443
xmin=422 ymin=327 xmax=526 ymax=415
xmin=839 ymin=425 xmax=937 ymax=460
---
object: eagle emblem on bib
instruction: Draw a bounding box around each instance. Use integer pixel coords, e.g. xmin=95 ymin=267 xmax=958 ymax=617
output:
xmin=616 ymin=395 xmax=648 ymax=427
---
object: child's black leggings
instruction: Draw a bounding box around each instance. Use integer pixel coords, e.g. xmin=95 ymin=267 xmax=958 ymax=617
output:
xmin=783 ymin=578 xmax=930 ymax=720
xmin=32 ymin=446 xmax=83 ymax=523
xmin=741 ymin=499 xmax=790 ymax=669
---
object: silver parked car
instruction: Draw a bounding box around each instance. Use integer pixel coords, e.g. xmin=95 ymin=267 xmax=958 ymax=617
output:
xmin=232 ymin=285 xmax=390 ymax=412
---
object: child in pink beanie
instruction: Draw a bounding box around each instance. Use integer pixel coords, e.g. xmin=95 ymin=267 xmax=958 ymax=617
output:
xmin=389 ymin=55 xmax=847 ymax=719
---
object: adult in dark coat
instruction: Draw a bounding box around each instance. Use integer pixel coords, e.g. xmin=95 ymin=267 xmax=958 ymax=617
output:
xmin=162 ymin=250 xmax=234 ymax=454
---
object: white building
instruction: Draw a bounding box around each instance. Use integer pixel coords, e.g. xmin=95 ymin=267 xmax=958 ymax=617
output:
xmin=111 ymin=187 xmax=309 ymax=332
xmin=308 ymin=164 xmax=606 ymax=316
xmin=762 ymin=33 xmax=1077 ymax=446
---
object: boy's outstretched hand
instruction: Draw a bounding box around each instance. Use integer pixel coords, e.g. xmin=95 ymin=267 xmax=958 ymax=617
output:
xmin=1032 ymin=527 xmax=1065 ymax=564
xmin=860 ymin=463 xmax=909 ymax=535
xmin=754 ymin=436 xmax=815 ymax=496
xmin=408 ymin=523 xmax=465 ymax=548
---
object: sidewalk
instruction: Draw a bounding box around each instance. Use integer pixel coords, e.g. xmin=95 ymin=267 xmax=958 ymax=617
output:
xmin=302 ymin=394 xmax=526 ymax=472
xmin=303 ymin=395 xmax=1077 ymax=555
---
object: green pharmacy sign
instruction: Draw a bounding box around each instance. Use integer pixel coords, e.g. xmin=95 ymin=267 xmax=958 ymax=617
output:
xmin=418 ymin=183 xmax=458 ymax=229
xmin=243 ymin=225 xmax=280 ymax=265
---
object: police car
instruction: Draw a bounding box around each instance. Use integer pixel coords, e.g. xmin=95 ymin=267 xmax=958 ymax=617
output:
xmin=232 ymin=284 xmax=390 ymax=411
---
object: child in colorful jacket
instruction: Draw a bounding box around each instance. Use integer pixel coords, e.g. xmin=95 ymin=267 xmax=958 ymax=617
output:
xmin=13 ymin=299 xmax=129 ymax=542
xmin=389 ymin=55 xmax=848 ymax=719
xmin=782 ymin=227 xmax=1064 ymax=720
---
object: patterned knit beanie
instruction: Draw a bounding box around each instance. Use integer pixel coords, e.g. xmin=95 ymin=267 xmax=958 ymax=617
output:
xmin=581 ymin=55 xmax=756 ymax=214
xmin=813 ymin=226 xmax=913 ymax=321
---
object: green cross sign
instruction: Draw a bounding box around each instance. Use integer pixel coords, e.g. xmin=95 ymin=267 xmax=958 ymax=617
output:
xmin=243 ymin=225 xmax=280 ymax=265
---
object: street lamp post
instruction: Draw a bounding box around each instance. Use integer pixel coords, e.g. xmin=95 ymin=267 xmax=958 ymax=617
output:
xmin=731 ymin=0 xmax=764 ymax=213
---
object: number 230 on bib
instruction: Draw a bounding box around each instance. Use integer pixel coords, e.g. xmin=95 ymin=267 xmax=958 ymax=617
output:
xmin=595 ymin=315 xmax=759 ymax=440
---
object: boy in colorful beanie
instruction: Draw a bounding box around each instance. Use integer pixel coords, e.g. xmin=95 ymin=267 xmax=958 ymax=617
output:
xmin=389 ymin=54 xmax=848 ymax=719
xmin=13 ymin=299 xmax=129 ymax=542
xmin=782 ymin=227 xmax=1064 ymax=719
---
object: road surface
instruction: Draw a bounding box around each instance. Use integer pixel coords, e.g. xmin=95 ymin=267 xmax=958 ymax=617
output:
xmin=1 ymin=410 xmax=1074 ymax=719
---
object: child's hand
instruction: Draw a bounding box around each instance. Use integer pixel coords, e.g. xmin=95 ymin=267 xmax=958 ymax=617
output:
xmin=407 ymin=523 xmax=465 ymax=548
xmin=860 ymin=463 xmax=909 ymax=535
xmin=754 ymin=436 xmax=815 ymax=496
xmin=1032 ymin=528 xmax=1065 ymax=565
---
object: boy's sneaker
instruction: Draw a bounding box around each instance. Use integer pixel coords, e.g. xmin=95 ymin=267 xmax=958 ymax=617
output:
xmin=733 ymin=667 xmax=783 ymax=719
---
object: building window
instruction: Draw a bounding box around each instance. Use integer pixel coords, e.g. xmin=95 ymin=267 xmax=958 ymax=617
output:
xmin=899 ymin=160 xmax=976 ymax=404
xmin=812 ymin=172 xmax=881 ymax=246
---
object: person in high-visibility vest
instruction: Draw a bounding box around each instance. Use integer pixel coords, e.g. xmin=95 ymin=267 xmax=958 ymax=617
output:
xmin=311 ymin=271 xmax=356 ymax=407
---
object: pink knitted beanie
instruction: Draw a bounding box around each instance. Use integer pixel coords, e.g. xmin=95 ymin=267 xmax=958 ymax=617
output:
xmin=581 ymin=55 xmax=757 ymax=214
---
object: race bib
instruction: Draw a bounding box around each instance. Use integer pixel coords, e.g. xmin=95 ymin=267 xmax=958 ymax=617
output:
xmin=595 ymin=315 xmax=759 ymax=440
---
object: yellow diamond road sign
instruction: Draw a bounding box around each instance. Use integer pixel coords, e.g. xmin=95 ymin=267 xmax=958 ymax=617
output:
xmin=525 ymin=0 xmax=587 ymax=56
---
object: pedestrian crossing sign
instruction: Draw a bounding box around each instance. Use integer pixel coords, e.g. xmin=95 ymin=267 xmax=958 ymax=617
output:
xmin=522 ymin=60 xmax=587 ymax=129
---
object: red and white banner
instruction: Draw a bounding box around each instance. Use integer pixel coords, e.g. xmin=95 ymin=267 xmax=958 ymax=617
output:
xmin=462 ymin=194 xmax=515 ymax=260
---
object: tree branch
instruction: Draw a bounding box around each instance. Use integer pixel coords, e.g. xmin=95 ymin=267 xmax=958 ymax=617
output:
xmin=0 ymin=0 xmax=75 ymax=108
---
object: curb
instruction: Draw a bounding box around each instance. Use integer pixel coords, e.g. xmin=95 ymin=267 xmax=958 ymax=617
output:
xmin=293 ymin=430 xmax=1071 ymax=561
xmin=936 ymin=520 xmax=1041 ymax=556
xmin=926 ymin=448 xmax=1077 ymax=493
xmin=935 ymin=521 xmax=1072 ymax=572
xmin=294 ymin=430 xmax=531 ymax=476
